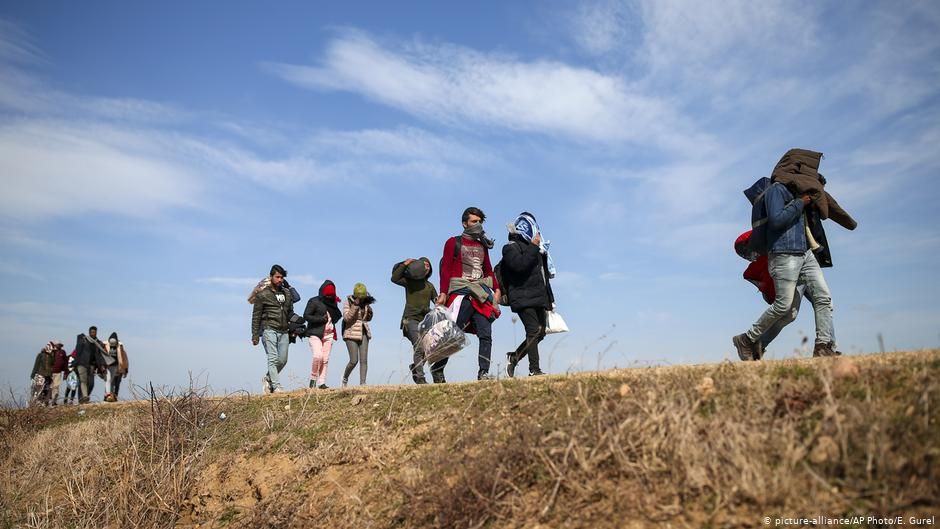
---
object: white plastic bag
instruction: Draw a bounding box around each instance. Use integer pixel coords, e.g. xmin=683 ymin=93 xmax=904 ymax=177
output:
xmin=418 ymin=306 xmax=468 ymax=364
xmin=545 ymin=310 xmax=569 ymax=334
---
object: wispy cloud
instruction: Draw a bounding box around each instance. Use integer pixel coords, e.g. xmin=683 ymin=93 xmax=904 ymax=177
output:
xmin=0 ymin=21 xmax=492 ymax=225
xmin=267 ymin=30 xmax=714 ymax=154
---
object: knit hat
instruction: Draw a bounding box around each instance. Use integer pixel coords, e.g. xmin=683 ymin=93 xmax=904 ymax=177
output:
xmin=405 ymin=260 xmax=427 ymax=279
xmin=353 ymin=283 xmax=369 ymax=298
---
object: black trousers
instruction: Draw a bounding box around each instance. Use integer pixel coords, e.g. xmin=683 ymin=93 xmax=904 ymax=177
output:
xmin=511 ymin=307 xmax=546 ymax=373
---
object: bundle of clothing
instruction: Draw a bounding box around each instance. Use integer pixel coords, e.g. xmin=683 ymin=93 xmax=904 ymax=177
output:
xmin=771 ymin=148 xmax=857 ymax=231
xmin=418 ymin=305 xmax=468 ymax=364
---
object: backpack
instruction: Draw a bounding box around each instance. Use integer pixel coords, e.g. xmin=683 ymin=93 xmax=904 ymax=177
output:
xmin=493 ymin=240 xmax=523 ymax=307
xmin=439 ymin=236 xmax=463 ymax=278
xmin=743 ymin=177 xmax=772 ymax=257
xmin=493 ymin=261 xmax=511 ymax=306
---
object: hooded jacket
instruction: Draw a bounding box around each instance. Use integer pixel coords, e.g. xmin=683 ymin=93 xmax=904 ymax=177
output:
xmin=31 ymin=348 xmax=54 ymax=379
xmin=500 ymin=235 xmax=555 ymax=312
xmin=304 ymin=280 xmax=343 ymax=340
xmin=391 ymin=258 xmax=438 ymax=327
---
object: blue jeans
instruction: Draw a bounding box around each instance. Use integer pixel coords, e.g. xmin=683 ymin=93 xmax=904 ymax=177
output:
xmin=455 ymin=298 xmax=493 ymax=375
xmin=262 ymin=328 xmax=290 ymax=390
xmin=747 ymin=250 xmax=833 ymax=345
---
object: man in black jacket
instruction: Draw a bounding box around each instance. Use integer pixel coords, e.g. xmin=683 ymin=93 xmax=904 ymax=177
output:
xmin=73 ymin=326 xmax=103 ymax=403
xmin=501 ymin=213 xmax=554 ymax=377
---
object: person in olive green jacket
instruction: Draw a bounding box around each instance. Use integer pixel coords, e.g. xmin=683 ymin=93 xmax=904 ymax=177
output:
xmin=30 ymin=342 xmax=55 ymax=405
xmin=251 ymin=264 xmax=294 ymax=394
xmin=391 ymin=257 xmax=442 ymax=384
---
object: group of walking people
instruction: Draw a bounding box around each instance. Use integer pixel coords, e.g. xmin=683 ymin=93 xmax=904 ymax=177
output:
xmin=250 ymin=207 xmax=557 ymax=392
xmin=29 ymin=326 xmax=129 ymax=405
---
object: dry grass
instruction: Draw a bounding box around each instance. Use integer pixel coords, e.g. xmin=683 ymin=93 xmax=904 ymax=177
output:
xmin=1 ymin=351 xmax=938 ymax=529
xmin=1 ymin=381 xmax=226 ymax=529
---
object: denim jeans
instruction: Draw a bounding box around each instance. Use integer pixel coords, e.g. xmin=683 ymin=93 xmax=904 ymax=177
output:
xmin=262 ymin=328 xmax=290 ymax=390
xmin=748 ymin=250 xmax=833 ymax=345
xmin=455 ymin=298 xmax=493 ymax=376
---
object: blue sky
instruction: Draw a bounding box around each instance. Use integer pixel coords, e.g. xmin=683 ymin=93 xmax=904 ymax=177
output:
xmin=2 ymin=1 xmax=939 ymax=399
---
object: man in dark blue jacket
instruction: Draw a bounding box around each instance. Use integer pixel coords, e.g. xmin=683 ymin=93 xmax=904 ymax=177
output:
xmin=734 ymin=181 xmax=837 ymax=360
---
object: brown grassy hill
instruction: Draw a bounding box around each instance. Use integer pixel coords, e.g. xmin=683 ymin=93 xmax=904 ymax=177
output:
xmin=2 ymin=350 xmax=938 ymax=529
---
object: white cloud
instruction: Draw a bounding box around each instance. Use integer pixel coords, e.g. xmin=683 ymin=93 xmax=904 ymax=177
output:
xmin=268 ymin=30 xmax=712 ymax=154
xmin=0 ymin=119 xmax=201 ymax=221
xmin=569 ymin=0 xmax=639 ymax=56
xmin=0 ymin=22 xmax=494 ymax=224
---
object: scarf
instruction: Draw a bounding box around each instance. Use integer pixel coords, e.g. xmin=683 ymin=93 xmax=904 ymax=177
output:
xmin=508 ymin=212 xmax=556 ymax=278
xmin=463 ymin=223 xmax=494 ymax=249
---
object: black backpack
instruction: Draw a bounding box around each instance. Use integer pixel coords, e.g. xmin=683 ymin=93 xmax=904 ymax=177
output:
xmin=439 ymin=236 xmax=463 ymax=277
xmin=493 ymin=261 xmax=510 ymax=306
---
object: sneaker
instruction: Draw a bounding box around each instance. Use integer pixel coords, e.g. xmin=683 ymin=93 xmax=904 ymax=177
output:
xmin=506 ymin=352 xmax=517 ymax=378
xmin=262 ymin=376 xmax=272 ymax=394
xmin=732 ymin=334 xmax=758 ymax=361
xmin=477 ymin=372 xmax=493 ymax=381
xmin=813 ymin=342 xmax=838 ymax=357
xmin=529 ymin=370 xmax=546 ymax=377
xmin=318 ymin=384 xmax=329 ymax=390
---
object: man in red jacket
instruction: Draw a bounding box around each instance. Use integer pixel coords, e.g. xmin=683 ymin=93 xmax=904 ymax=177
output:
xmin=437 ymin=207 xmax=501 ymax=381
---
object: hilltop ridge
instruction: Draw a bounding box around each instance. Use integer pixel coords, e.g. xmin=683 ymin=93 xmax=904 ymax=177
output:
xmin=2 ymin=350 xmax=938 ymax=528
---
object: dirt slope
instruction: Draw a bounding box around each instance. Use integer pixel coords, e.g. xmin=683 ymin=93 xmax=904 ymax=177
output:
xmin=2 ymin=350 xmax=939 ymax=528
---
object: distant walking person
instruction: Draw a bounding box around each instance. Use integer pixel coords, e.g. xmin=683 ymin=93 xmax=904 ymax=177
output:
xmin=252 ymin=264 xmax=295 ymax=394
xmin=63 ymin=355 xmax=78 ymax=405
xmin=341 ymin=283 xmax=375 ymax=387
xmin=30 ymin=342 xmax=55 ymax=405
xmin=733 ymin=163 xmax=838 ymax=360
xmin=437 ymin=207 xmax=501 ymax=381
xmin=103 ymin=332 xmax=129 ymax=401
xmin=391 ymin=257 xmax=439 ymax=384
xmin=73 ymin=326 xmax=103 ymax=403
xmin=50 ymin=340 xmax=67 ymax=406
xmin=501 ymin=212 xmax=555 ymax=377
xmin=304 ymin=280 xmax=342 ymax=389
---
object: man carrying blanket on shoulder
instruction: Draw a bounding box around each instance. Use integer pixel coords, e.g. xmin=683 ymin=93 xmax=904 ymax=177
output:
xmin=437 ymin=206 xmax=501 ymax=381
